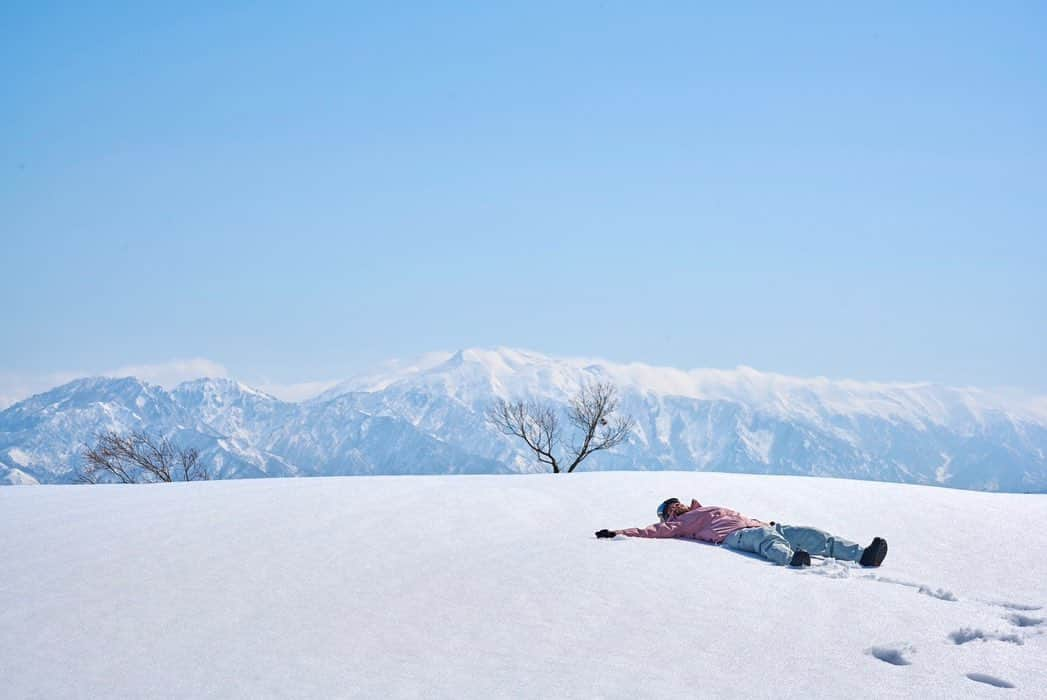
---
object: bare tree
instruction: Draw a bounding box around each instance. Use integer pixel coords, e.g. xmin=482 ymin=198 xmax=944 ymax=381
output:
xmin=77 ymin=430 xmax=210 ymax=484
xmin=487 ymin=381 xmax=634 ymax=473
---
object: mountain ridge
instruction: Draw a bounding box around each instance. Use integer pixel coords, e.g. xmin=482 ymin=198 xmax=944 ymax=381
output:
xmin=2 ymin=347 xmax=1045 ymax=491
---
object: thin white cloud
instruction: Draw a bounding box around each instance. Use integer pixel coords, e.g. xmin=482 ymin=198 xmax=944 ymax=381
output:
xmin=0 ymin=358 xmax=229 ymax=409
xmin=0 ymin=358 xmax=342 ymax=409
xmin=0 ymin=370 xmax=84 ymax=409
xmin=106 ymin=358 xmax=229 ymax=387
xmin=252 ymin=379 xmax=341 ymax=403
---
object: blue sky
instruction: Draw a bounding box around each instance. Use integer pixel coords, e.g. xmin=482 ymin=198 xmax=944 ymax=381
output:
xmin=3 ymin=1 xmax=1045 ymax=401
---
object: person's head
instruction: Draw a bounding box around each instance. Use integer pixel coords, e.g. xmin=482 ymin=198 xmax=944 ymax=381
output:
xmin=657 ymin=497 xmax=686 ymax=522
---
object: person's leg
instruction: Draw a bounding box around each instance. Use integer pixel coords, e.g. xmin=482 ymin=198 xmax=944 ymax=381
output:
xmin=778 ymin=524 xmax=864 ymax=562
xmin=722 ymin=526 xmax=794 ymax=565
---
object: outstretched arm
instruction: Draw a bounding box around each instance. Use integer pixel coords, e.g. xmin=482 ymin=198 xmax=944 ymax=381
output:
xmin=595 ymin=521 xmax=681 ymax=539
xmin=618 ymin=521 xmax=682 ymax=538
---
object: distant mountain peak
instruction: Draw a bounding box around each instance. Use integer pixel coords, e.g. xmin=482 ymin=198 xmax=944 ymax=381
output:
xmin=309 ymin=347 xmax=1047 ymax=432
xmin=174 ymin=377 xmax=281 ymax=402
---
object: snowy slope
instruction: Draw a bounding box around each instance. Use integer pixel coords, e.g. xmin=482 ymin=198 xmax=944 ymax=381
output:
xmin=3 ymin=348 xmax=1047 ymax=490
xmin=1 ymin=472 xmax=1044 ymax=698
xmin=171 ymin=378 xmax=291 ymax=444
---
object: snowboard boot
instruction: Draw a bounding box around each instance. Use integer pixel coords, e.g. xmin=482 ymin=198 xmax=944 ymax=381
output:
xmin=859 ymin=537 xmax=888 ymax=567
xmin=789 ymin=550 xmax=811 ymax=568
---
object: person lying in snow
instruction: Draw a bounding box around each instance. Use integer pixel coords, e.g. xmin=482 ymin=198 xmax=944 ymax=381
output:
xmin=595 ymin=497 xmax=888 ymax=568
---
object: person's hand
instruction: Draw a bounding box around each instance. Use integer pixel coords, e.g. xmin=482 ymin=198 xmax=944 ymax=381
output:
xmin=595 ymin=529 xmax=617 ymax=538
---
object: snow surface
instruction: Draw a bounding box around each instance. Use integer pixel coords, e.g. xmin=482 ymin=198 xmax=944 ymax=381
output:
xmin=6 ymin=447 xmax=31 ymax=466
xmin=2 ymin=472 xmax=1045 ymax=698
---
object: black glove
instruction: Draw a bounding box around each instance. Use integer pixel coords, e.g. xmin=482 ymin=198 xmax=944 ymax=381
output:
xmin=595 ymin=529 xmax=617 ymax=538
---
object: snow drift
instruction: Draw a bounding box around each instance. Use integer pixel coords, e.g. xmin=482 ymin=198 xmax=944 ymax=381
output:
xmin=2 ymin=471 xmax=1044 ymax=698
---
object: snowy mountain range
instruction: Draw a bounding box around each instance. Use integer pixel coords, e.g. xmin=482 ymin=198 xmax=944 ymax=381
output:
xmin=3 ymin=347 xmax=1046 ymax=491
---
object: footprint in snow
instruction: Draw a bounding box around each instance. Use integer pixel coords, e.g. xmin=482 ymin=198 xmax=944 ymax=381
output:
xmin=805 ymin=558 xmax=852 ymax=579
xmin=966 ymin=673 xmax=1015 ymax=689
xmin=948 ymin=628 xmax=1023 ymax=646
xmin=866 ymin=643 xmax=914 ymax=666
xmin=860 ymin=573 xmax=958 ymax=602
xmin=1006 ymin=613 xmax=1044 ymax=628
xmin=987 ymin=600 xmax=1042 ymax=612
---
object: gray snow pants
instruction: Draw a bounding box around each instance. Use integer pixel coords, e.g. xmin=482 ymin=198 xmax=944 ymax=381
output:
xmin=721 ymin=523 xmax=865 ymax=566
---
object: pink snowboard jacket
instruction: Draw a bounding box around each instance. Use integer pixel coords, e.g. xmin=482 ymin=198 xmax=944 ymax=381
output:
xmin=618 ymin=499 xmax=767 ymax=544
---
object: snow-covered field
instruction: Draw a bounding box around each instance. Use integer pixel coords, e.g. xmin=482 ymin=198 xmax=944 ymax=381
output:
xmin=2 ymin=472 xmax=1045 ymax=698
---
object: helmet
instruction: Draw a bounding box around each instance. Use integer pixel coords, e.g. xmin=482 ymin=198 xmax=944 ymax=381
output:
xmin=657 ymin=497 xmax=681 ymax=522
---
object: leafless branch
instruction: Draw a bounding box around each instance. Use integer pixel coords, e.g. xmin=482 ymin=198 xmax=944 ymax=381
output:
xmin=179 ymin=446 xmax=206 ymax=481
xmin=78 ymin=430 xmax=210 ymax=484
xmin=486 ymin=382 xmax=634 ymax=474
xmin=486 ymin=398 xmax=562 ymax=473
xmin=564 ymin=381 xmax=634 ymax=473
